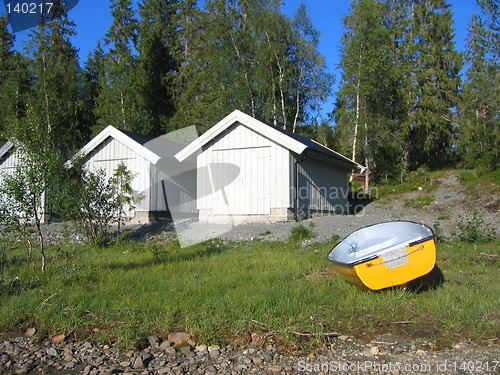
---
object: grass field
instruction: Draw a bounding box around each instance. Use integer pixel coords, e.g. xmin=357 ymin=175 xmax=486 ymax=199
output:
xmin=1 ymin=235 xmax=498 ymax=350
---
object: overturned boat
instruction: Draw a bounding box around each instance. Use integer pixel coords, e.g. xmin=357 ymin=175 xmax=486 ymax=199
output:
xmin=328 ymin=221 xmax=436 ymax=290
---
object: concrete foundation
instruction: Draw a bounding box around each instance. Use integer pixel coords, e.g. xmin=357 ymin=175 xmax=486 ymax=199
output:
xmin=198 ymin=208 xmax=295 ymax=225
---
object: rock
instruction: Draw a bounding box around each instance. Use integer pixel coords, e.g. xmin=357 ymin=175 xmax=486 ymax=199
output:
xmin=167 ymin=332 xmax=191 ymax=346
xmin=25 ymin=328 xmax=36 ymax=337
xmin=338 ymin=335 xmax=349 ymax=341
xmin=148 ymin=335 xmax=160 ymax=347
xmin=208 ymin=345 xmax=220 ymax=352
xmin=51 ymin=334 xmax=66 ymax=344
xmin=362 ymin=346 xmax=379 ymax=357
xmin=252 ymin=357 xmax=263 ymax=365
xmin=164 ymin=347 xmax=176 ymax=355
xmin=195 ymin=344 xmax=207 ymax=352
xmin=209 ymin=349 xmax=220 ymax=359
xmin=269 ymin=365 xmax=283 ymax=373
xmin=46 ymin=348 xmax=58 ymax=357
xmin=179 ymin=346 xmax=192 ymax=355
xmin=234 ymin=364 xmax=247 ymax=372
xmin=140 ymin=351 xmax=154 ymax=366
xmin=132 ymin=355 xmax=144 ymax=369
xmin=82 ymin=342 xmax=93 ymax=350
xmin=119 ymin=361 xmax=131 ymax=367
xmin=159 ymin=340 xmax=171 ymax=351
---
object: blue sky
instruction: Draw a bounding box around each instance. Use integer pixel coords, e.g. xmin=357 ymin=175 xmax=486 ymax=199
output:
xmin=2 ymin=0 xmax=479 ymax=118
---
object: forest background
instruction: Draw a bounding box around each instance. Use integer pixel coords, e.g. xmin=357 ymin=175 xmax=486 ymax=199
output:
xmin=0 ymin=0 xmax=498 ymax=182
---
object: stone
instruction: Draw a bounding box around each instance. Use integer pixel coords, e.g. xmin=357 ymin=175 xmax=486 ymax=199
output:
xmin=269 ymin=365 xmax=283 ymax=373
xmin=252 ymin=357 xmax=263 ymax=365
xmin=338 ymin=335 xmax=349 ymax=341
xmin=82 ymin=342 xmax=93 ymax=350
xmin=164 ymin=347 xmax=176 ymax=355
xmin=179 ymin=346 xmax=192 ymax=355
xmin=51 ymin=334 xmax=66 ymax=344
xmin=25 ymin=328 xmax=36 ymax=337
xmin=119 ymin=361 xmax=131 ymax=367
xmin=148 ymin=335 xmax=160 ymax=347
xmin=362 ymin=346 xmax=379 ymax=357
xmin=234 ymin=364 xmax=247 ymax=372
xmin=140 ymin=351 xmax=154 ymax=367
xmin=132 ymin=355 xmax=144 ymax=369
xmin=167 ymin=332 xmax=191 ymax=346
xmin=209 ymin=350 xmax=220 ymax=359
xmin=195 ymin=344 xmax=207 ymax=352
xmin=46 ymin=348 xmax=58 ymax=357
xmin=159 ymin=341 xmax=171 ymax=351
xmin=207 ymin=345 xmax=220 ymax=352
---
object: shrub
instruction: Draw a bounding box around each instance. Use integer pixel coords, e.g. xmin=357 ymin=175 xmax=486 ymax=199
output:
xmin=457 ymin=210 xmax=495 ymax=243
xmin=290 ymin=224 xmax=314 ymax=241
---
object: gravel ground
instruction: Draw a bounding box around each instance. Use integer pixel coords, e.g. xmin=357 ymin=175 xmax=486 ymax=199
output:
xmin=1 ymin=331 xmax=499 ymax=374
xmin=121 ymin=173 xmax=498 ymax=245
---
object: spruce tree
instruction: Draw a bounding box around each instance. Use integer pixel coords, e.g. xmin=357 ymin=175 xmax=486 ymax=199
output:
xmin=406 ymin=0 xmax=462 ymax=169
xmin=136 ymin=0 xmax=179 ymax=135
xmin=96 ymin=0 xmax=150 ymax=133
xmin=0 ymin=16 xmax=30 ymax=143
xmin=458 ymin=1 xmax=499 ymax=170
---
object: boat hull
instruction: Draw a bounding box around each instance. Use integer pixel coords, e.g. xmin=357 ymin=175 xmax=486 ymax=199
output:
xmin=328 ymin=222 xmax=436 ymax=290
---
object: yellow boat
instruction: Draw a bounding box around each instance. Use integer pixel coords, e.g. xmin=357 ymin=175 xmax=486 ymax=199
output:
xmin=328 ymin=221 xmax=436 ymax=290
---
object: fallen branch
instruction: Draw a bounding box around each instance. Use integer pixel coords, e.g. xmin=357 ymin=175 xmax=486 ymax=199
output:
xmin=371 ymin=341 xmax=398 ymax=346
xmin=249 ymin=319 xmax=340 ymax=338
xmin=37 ymin=293 xmax=57 ymax=309
xmin=377 ymin=320 xmax=415 ymax=327
xmin=289 ymin=331 xmax=340 ymax=338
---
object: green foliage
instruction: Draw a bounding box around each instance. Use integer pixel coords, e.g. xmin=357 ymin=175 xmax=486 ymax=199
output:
xmin=289 ymin=224 xmax=314 ymax=241
xmin=457 ymin=1 xmax=499 ymax=171
xmin=95 ymin=0 xmax=151 ymax=133
xmin=335 ymin=0 xmax=463 ymax=179
xmin=109 ymin=163 xmax=144 ymax=233
xmin=457 ymin=209 xmax=496 ymax=243
xmin=404 ymin=194 xmax=434 ymax=209
xmin=170 ymin=0 xmax=332 ymax=132
xmin=56 ymin=163 xmax=143 ymax=245
xmin=23 ymin=1 xmax=85 ymax=150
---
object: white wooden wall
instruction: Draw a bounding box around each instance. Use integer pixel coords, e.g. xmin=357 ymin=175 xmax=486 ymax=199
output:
xmin=197 ymin=122 xmax=291 ymax=214
xmin=84 ymin=137 xmax=151 ymax=215
xmin=0 ymin=149 xmax=48 ymax=221
xmin=0 ymin=150 xmax=19 ymax=180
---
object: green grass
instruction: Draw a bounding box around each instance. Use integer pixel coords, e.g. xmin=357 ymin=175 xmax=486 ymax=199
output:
xmin=0 ymin=237 xmax=499 ymax=349
xmin=289 ymin=224 xmax=315 ymax=241
xmin=404 ymin=194 xmax=434 ymax=209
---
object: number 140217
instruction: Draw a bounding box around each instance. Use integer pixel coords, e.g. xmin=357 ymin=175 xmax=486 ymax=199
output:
xmin=5 ymin=2 xmax=53 ymax=14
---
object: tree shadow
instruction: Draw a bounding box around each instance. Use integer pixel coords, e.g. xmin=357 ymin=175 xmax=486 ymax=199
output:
xmin=104 ymin=239 xmax=229 ymax=271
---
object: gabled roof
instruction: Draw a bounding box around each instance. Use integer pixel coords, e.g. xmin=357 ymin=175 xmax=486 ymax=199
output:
xmin=175 ymin=110 xmax=365 ymax=171
xmin=0 ymin=141 xmax=13 ymax=160
xmin=75 ymin=125 xmax=162 ymax=165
